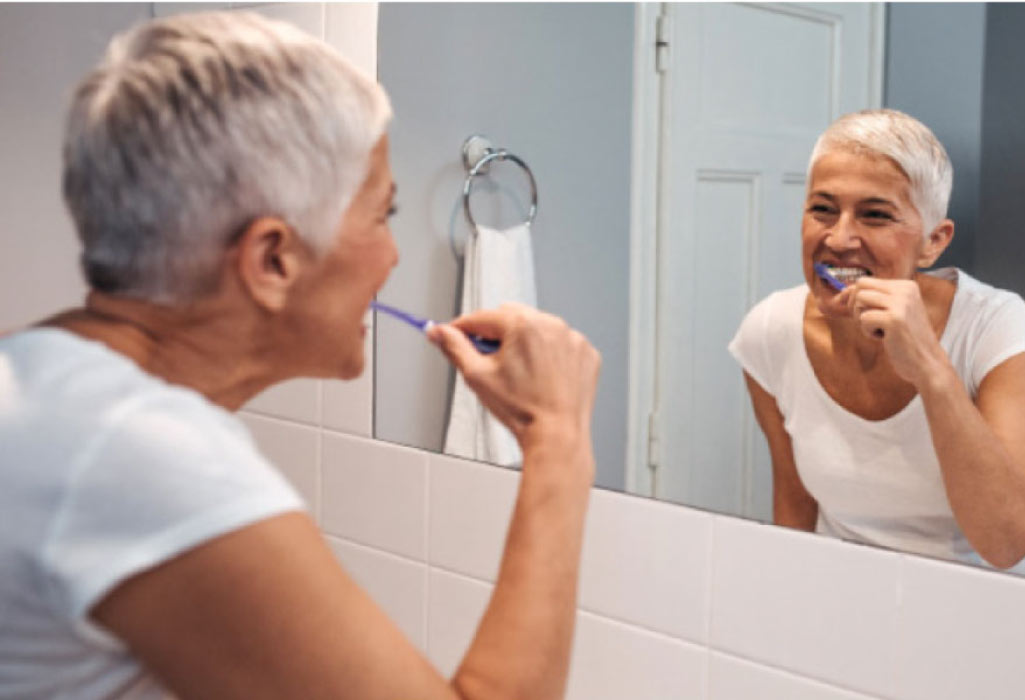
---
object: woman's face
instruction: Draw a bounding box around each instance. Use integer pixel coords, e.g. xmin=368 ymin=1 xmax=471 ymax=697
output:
xmin=801 ymin=149 xmax=926 ymax=318
xmin=290 ymin=135 xmax=398 ymax=379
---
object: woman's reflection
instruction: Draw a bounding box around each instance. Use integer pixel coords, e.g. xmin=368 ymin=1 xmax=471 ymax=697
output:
xmin=730 ymin=109 xmax=1025 ymax=570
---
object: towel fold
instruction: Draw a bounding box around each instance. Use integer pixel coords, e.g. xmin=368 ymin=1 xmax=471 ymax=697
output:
xmin=443 ymin=223 xmax=536 ymax=466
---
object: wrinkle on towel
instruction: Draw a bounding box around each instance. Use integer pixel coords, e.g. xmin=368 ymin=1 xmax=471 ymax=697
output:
xmin=444 ymin=223 xmax=536 ymax=467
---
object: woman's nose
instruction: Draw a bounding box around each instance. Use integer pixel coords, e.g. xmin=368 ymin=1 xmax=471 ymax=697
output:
xmin=824 ymin=213 xmax=860 ymax=250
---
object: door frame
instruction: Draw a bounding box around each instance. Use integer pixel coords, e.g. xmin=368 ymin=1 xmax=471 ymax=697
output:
xmin=624 ymin=2 xmax=886 ymax=501
xmin=625 ymin=2 xmax=663 ymax=496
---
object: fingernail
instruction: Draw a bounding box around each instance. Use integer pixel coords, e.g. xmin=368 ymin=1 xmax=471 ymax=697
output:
xmin=426 ymin=324 xmax=445 ymax=345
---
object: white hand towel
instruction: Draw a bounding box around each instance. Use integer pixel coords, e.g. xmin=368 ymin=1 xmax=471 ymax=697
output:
xmin=444 ymin=223 xmax=536 ymax=467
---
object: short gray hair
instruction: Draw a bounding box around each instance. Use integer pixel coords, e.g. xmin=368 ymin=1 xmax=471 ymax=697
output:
xmin=807 ymin=109 xmax=953 ymax=236
xmin=62 ymin=11 xmax=392 ymax=302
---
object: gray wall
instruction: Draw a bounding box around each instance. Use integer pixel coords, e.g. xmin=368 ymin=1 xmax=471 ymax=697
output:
xmin=0 ymin=4 xmax=150 ymax=330
xmin=884 ymin=3 xmax=986 ymax=272
xmin=375 ymin=3 xmax=634 ymax=490
xmin=976 ymin=3 xmax=1025 ymax=296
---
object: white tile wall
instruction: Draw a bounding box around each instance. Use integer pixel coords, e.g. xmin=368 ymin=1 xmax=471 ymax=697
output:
xmin=12 ymin=4 xmax=1025 ymax=699
xmin=0 ymin=3 xmax=149 ymax=331
xmin=320 ymin=436 xmax=1025 ymax=700
xmin=426 ymin=568 xmax=492 ymax=678
xmin=895 ymin=556 xmax=1025 ymax=700
xmin=311 ymin=431 xmax=1025 ymax=700
xmin=244 ymin=378 xmax=321 ymax=426
xmin=428 ymin=453 xmax=518 ymax=581
xmin=321 ymin=432 xmax=427 ymax=559
xmin=325 ymin=2 xmax=378 ymax=75
xmin=710 ymin=515 xmax=900 ymax=696
xmin=565 ymin=612 xmax=706 ymax=700
xmin=240 ymin=412 xmax=320 ymax=515
xmin=708 ymin=653 xmax=878 ymax=700
xmin=327 ymin=536 xmax=428 ymax=652
xmin=579 ymin=488 xmax=712 ymax=643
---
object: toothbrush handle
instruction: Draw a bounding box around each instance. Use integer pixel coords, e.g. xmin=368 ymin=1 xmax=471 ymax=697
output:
xmin=468 ymin=334 xmax=501 ymax=354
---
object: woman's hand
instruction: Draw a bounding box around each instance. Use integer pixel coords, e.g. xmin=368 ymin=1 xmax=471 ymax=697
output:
xmin=426 ymin=303 xmax=601 ymax=453
xmin=839 ymin=277 xmax=949 ymax=388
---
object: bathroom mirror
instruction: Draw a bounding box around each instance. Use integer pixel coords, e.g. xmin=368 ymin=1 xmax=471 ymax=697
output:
xmin=376 ymin=2 xmax=1025 ymax=575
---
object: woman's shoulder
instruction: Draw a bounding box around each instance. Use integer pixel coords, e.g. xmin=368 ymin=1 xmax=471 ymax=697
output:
xmin=935 ymin=268 xmax=1025 ymax=392
xmin=947 ymin=268 xmax=1025 ymax=314
xmin=940 ymin=268 xmax=1025 ymax=341
xmin=738 ymin=283 xmax=808 ymax=337
xmin=1 ymin=327 xmax=256 ymax=479
xmin=730 ymin=283 xmax=808 ymax=393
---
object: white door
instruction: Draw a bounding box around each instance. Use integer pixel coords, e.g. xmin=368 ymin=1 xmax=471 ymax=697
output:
xmin=647 ymin=3 xmax=884 ymax=518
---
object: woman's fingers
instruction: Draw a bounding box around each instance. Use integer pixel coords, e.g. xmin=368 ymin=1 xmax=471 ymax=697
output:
xmin=857 ymin=309 xmax=890 ymax=338
xmin=430 ymin=305 xmax=601 ymax=447
xmin=447 ymin=303 xmax=532 ymax=339
xmin=850 ymin=288 xmax=891 ymax=311
xmin=427 ymin=323 xmax=490 ymax=377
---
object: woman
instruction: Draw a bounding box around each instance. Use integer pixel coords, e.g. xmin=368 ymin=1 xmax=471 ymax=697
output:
xmin=0 ymin=12 xmax=600 ymax=699
xmin=730 ymin=109 xmax=1025 ymax=570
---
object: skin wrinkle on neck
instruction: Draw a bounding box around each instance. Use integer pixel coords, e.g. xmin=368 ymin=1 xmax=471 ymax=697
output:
xmin=42 ymin=291 xmax=285 ymax=411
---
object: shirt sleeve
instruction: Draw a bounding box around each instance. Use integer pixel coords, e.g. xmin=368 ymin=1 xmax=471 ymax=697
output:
xmin=40 ymin=392 xmax=306 ymax=648
xmin=728 ymin=293 xmax=779 ymax=396
xmin=970 ymin=293 xmax=1025 ymax=392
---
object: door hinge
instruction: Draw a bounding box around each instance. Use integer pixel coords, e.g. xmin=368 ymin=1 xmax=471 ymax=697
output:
xmin=647 ymin=411 xmax=660 ymax=471
xmin=655 ymin=14 xmax=670 ymax=74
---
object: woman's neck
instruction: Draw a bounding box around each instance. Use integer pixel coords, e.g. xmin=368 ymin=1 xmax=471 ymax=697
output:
xmin=41 ymin=291 xmax=285 ymax=411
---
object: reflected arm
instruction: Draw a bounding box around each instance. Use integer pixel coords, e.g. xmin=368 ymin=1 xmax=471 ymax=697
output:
xmin=743 ymin=372 xmax=818 ymax=531
xmin=919 ymin=353 xmax=1025 ymax=569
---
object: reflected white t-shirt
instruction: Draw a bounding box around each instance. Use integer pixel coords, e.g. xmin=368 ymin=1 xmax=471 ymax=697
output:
xmin=0 ymin=328 xmax=305 ymax=698
xmin=729 ymin=268 xmax=1025 ymax=568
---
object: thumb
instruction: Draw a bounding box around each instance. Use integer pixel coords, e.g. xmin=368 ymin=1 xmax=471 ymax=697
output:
xmin=428 ymin=323 xmax=488 ymax=376
xmin=836 ymin=286 xmax=856 ymax=310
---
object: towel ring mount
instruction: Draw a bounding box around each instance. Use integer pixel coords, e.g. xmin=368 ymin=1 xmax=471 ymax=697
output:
xmin=461 ymin=135 xmax=537 ymax=235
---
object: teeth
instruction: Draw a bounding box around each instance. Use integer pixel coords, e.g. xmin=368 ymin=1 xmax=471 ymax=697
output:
xmin=827 ymin=266 xmax=871 ymax=284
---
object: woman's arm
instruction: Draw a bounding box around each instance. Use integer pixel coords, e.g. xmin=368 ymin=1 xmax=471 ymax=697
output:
xmin=917 ymin=353 xmax=1025 ymax=568
xmin=849 ymin=278 xmax=1025 ymax=568
xmin=93 ymin=305 xmax=600 ymax=699
xmin=743 ymin=372 xmax=818 ymax=530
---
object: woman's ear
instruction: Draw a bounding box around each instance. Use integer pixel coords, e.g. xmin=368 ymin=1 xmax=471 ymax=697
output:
xmin=917 ymin=219 xmax=955 ymax=269
xmin=234 ymin=217 xmax=309 ymax=311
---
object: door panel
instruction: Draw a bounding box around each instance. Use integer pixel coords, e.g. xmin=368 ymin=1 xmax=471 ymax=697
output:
xmin=654 ymin=3 xmax=882 ymax=517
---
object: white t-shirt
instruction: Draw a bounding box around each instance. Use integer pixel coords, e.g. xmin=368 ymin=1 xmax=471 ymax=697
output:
xmin=729 ymin=268 xmax=1025 ymax=567
xmin=0 ymin=328 xmax=305 ymax=698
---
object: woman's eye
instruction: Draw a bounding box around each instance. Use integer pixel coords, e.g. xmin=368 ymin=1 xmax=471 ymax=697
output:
xmin=862 ymin=209 xmax=893 ymax=221
xmin=808 ymin=204 xmax=834 ymax=215
xmin=387 ymin=204 xmax=399 ymax=218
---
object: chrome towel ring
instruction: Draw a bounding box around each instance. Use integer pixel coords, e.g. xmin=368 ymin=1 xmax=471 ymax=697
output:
xmin=461 ymin=135 xmax=537 ymax=235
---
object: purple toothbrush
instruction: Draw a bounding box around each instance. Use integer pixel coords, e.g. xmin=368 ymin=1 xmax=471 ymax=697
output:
xmin=813 ymin=262 xmax=846 ymax=291
xmin=370 ymin=301 xmax=501 ymax=354
xmin=812 ymin=263 xmax=885 ymax=337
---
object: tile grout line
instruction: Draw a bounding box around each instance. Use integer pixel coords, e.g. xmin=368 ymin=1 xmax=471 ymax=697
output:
xmin=424 ymin=455 xmax=432 ymax=653
xmin=423 ymin=556 xmax=711 ymax=649
xmin=704 ymin=516 xmax=716 ymax=645
xmin=240 ymin=408 xmax=320 ymax=431
xmin=315 ymin=380 xmax=324 ymax=525
xmin=709 ymin=648 xmax=884 ymax=699
xmin=326 ymin=534 xmax=426 ymax=568
xmin=326 ymin=461 xmax=886 ymax=696
xmin=889 ymin=555 xmax=908 ymax=700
